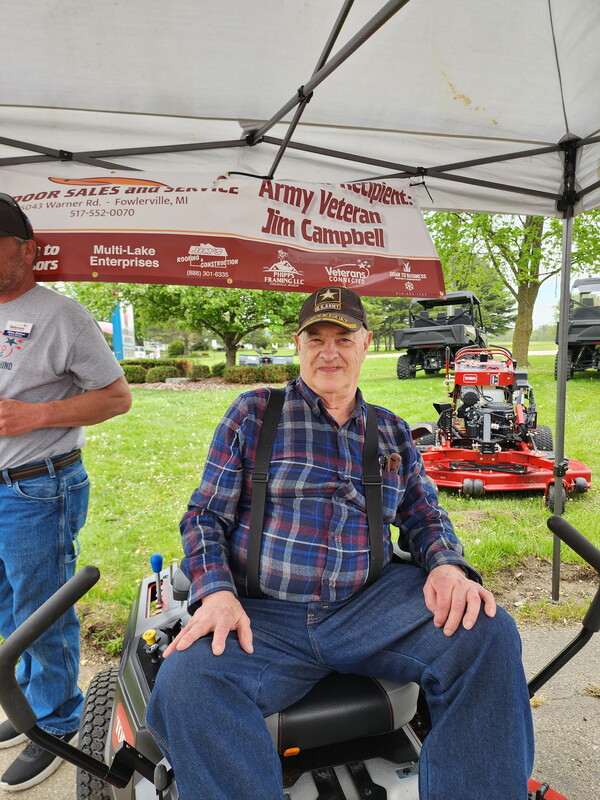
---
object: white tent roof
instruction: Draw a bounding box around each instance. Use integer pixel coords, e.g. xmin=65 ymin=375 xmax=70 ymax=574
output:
xmin=2 ymin=0 xmax=599 ymax=217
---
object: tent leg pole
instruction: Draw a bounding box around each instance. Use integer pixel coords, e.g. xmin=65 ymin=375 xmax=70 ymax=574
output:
xmin=552 ymin=212 xmax=574 ymax=601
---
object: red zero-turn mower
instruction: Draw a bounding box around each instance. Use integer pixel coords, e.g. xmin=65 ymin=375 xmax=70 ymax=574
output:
xmin=0 ymin=517 xmax=599 ymax=800
xmin=412 ymin=346 xmax=592 ymax=510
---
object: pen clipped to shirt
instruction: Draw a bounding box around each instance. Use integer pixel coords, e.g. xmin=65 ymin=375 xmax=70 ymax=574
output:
xmin=379 ymin=453 xmax=400 ymax=474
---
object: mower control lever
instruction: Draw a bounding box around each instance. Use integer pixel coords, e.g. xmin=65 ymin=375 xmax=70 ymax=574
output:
xmin=528 ymin=518 xmax=600 ymax=697
xmin=547 ymin=515 xmax=600 ymax=633
xmin=547 ymin=515 xmax=600 ymax=573
xmin=0 ymin=565 xmax=100 ymax=733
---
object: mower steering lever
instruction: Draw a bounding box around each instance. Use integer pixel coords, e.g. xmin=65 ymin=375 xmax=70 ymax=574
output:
xmin=527 ymin=517 xmax=600 ymax=697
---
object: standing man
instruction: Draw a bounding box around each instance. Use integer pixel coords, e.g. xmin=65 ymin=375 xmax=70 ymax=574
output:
xmin=0 ymin=194 xmax=131 ymax=791
xmin=147 ymin=285 xmax=534 ymax=800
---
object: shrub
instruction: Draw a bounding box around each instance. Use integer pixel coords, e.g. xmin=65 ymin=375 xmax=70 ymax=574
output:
xmin=122 ymin=364 xmax=147 ymax=384
xmin=168 ymin=341 xmax=185 ymax=356
xmin=188 ymin=364 xmax=211 ymax=381
xmin=145 ymin=365 xmax=181 ymax=383
xmin=211 ymin=362 xmax=227 ymax=377
xmin=256 ymin=365 xmax=289 ymax=383
xmin=174 ymin=358 xmax=192 ymax=376
xmin=222 ymin=365 xmax=291 ymax=384
xmin=285 ymin=363 xmax=300 ymax=380
xmin=223 ymin=366 xmax=261 ymax=384
xmin=120 ymin=358 xmax=185 ymax=374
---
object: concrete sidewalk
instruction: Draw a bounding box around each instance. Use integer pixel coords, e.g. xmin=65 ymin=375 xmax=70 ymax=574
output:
xmin=1 ymin=623 xmax=598 ymax=800
xmin=520 ymin=624 xmax=600 ymax=800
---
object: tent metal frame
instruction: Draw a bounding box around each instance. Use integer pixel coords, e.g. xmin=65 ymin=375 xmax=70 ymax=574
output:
xmin=0 ymin=0 xmax=592 ymax=598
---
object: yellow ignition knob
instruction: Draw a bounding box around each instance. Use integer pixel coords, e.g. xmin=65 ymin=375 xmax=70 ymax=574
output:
xmin=142 ymin=629 xmax=157 ymax=646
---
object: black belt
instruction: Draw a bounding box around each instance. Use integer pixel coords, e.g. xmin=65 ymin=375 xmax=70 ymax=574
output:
xmin=0 ymin=450 xmax=82 ymax=484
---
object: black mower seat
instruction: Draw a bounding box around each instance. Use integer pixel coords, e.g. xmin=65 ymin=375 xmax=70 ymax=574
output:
xmin=170 ymin=570 xmax=419 ymax=754
xmin=265 ymin=673 xmax=419 ymax=755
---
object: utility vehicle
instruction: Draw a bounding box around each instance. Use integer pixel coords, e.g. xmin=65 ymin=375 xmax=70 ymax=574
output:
xmin=554 ymin=277 xmax=600 ymax=379
xmin=393 ymin=292 xmax=487 ymax=379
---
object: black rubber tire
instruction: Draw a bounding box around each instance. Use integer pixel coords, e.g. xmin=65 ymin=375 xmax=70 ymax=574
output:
xmin=414 ymin=422 xmax=438 ymax=447
xmin=574 ymin=476 xmax=588 ymax=494
xmin=472 ymin=478 xmax=485 ymax=498
xmin=554 ymin=352 xmax=574 ymax=380
xmin=531 ymin=424 xmax=553 ymax=452
xmin=462 ymin=478 xmax=475 ymax=498
xmin=397 ymin=354 xmax=415 ymax=380
xmin=545 ymin=482 xmax=566 ymax=514
xmin=76 ymin=666 xmax=119 ymax=800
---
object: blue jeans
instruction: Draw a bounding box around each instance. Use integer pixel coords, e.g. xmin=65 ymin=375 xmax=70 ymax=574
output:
xmin=0 ymin=457 xmax=89 ymax=735
xmin=147 ymin=563 xmax=534 ymax=800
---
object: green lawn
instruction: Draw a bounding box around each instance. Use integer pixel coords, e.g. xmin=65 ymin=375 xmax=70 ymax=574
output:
xmin=79 ymin=350 xmax=599 ymax=651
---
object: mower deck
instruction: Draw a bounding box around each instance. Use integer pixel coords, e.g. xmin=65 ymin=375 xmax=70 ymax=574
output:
xmin=420 ymin=442 xmax=592 ymax=497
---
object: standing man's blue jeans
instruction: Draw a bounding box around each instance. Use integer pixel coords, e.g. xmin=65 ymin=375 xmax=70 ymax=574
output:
xmin=147 ymin=562 xmax=534 ymax=800
xmin=0 ymin=458 xmax=89 ymax=735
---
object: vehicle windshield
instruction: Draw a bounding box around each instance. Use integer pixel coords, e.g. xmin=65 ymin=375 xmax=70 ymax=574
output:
xmin=571 ymin=282 xmax=600 ymax=311
xmin=411 ymin=300 xmax=473 ymax=325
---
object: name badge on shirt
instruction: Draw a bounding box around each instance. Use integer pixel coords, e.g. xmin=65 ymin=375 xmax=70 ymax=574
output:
xmin=3 ymin=321 xmax=33 ymax=339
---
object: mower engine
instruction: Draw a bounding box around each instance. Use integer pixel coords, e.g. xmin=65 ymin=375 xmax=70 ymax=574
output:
xmin=444 ymin=346 xmax=536 ymax=454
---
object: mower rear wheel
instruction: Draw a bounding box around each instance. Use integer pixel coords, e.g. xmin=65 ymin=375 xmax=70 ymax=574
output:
xmin=76 ymin=666 xmax=119 ymax=800
xmin=554 ymin=352 xmax=574 ymax=381
xmin=545 ymin=482 xmax=566 ymax=514
xmin=531 ymin=424 xmax=553 ymax=452
xmin=415 ymin=422 xmax=438 ymax=447
xmin=397 ymin=355 xmax=416 ymax=380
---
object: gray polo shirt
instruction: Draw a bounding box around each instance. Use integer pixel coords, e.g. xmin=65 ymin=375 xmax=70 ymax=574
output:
xmin=0 ymin=284 xmax=124 ymax=470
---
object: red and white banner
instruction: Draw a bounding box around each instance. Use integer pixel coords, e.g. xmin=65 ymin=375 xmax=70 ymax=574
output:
xmin=10 ymin=172 xmax=445 ymax=297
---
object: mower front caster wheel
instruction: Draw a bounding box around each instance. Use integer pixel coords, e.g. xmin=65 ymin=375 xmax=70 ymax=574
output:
xmin=545 ymin=482 xmax=566 ymax=514
xmin=471 ymin=478 xmax=484 ymax=498
xmin=574 ymin=477 xmax=588 ymax=494
xmin=462 ymin=478 xmax=484 ymax=498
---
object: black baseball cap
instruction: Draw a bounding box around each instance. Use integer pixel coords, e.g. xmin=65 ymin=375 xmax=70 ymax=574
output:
xmin=0 ymin=194 xmax=34 ymax=240
xmin=297 ymin=286 xmax=369 ymax=334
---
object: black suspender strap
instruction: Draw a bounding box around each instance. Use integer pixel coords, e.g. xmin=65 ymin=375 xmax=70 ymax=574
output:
xmin=246 ymin=390 xmax=384 ymax=598
xmin=362 ymin=403 xmax=384 ymax=586
xmin=247 ymin=388 xmax=285 ymax=598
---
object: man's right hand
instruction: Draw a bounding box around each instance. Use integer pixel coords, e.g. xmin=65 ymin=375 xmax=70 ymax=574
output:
xmin=162 ymin=590 xmax=253 ymax=658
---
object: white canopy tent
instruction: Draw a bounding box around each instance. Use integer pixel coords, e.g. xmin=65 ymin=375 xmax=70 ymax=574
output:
xmin=2 ymin=0 xmax=599 ymax=215
xmin=2 ymin=0 xmax=599 ymax=591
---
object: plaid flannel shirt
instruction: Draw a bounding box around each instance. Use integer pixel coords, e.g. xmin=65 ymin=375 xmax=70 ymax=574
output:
xmin=181 ymin=378 xmax=475 ymax=609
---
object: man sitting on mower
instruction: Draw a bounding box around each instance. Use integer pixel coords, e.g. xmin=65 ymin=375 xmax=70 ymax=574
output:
xmin=146 ymin=287 xmax=534 ymax=800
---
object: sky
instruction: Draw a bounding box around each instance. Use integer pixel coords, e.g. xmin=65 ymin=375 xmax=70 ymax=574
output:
xmin=532 ymin=275 xmax=561 ymax=328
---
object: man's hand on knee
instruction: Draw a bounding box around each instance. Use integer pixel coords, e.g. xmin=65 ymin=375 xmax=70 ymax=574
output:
xmin=163 ymin=590 xmax=254 ymax=657
xmin=423 ymin=565 xmax=496 ymax=636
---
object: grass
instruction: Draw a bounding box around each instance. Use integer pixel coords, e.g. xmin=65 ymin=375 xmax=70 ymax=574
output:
xmin=78 ymin=348 xmax=600 ymax=652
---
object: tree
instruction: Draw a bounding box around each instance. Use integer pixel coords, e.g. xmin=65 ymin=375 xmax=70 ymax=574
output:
xmin=362 ymin=297 xmax=411 ymax=351
xmin=59 ymin=283 xmax=302 ymax=366
xmin=426 ymin=210 xmax=600 ymax=365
